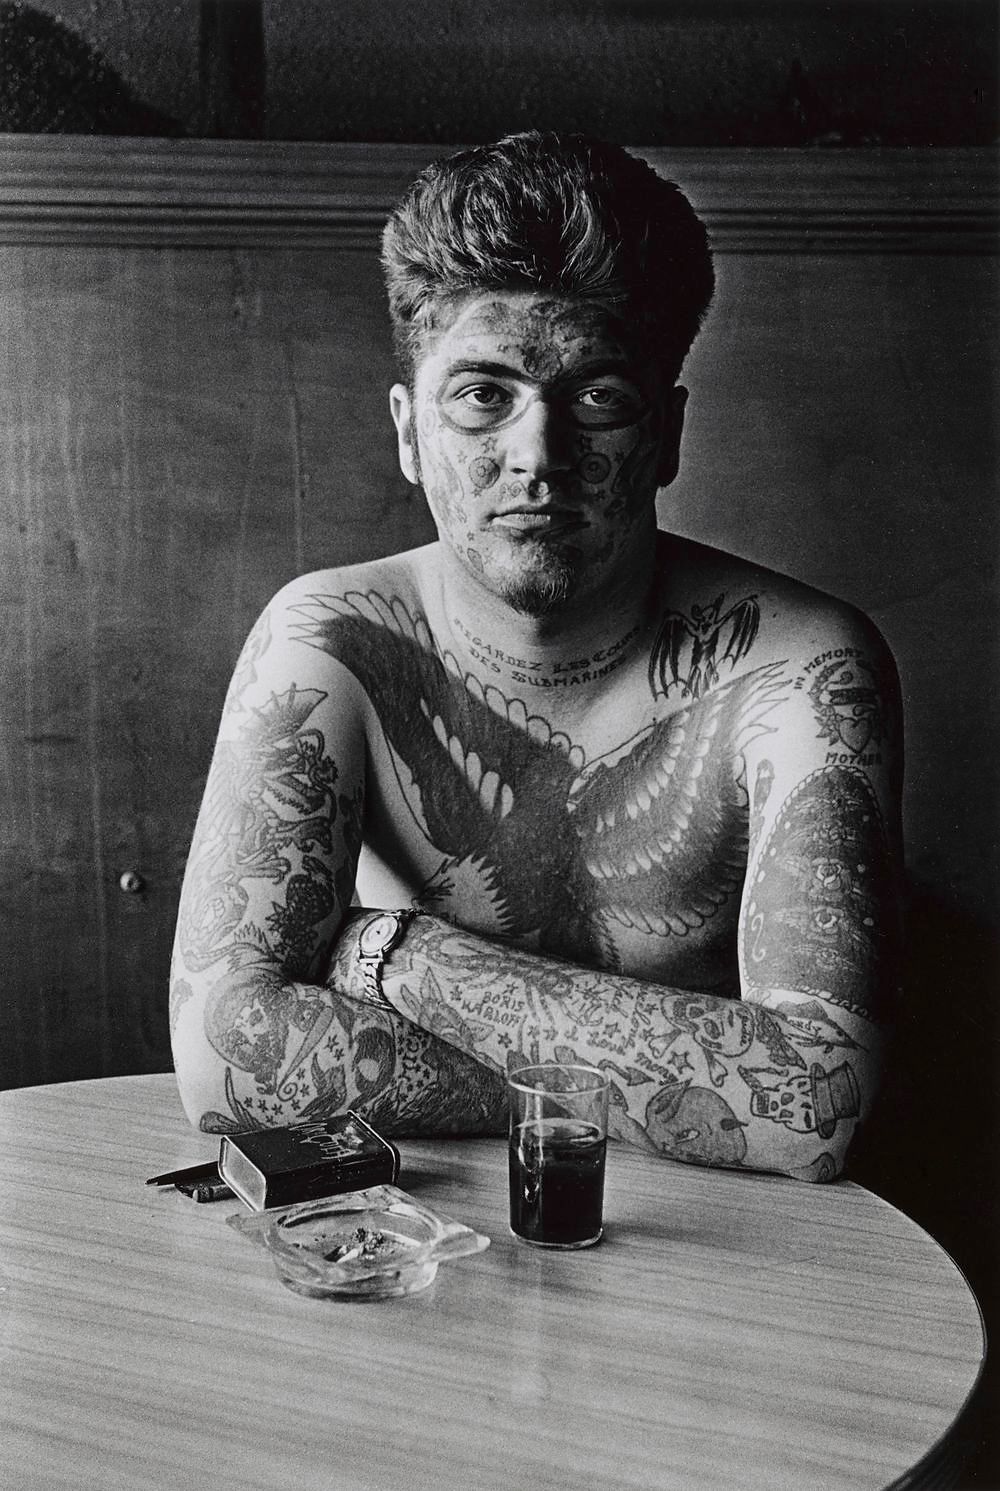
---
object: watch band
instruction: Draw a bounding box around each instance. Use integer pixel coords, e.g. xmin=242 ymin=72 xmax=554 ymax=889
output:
xmin=356 ymin=908 xmax=421 ymax=1009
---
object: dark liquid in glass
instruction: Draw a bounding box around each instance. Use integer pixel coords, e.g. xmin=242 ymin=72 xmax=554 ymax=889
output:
xmin=509 ymin=1117 xmax=606 ymax=1247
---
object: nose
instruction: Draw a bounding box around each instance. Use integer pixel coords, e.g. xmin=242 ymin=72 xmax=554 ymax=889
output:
xmin=504 ymin=398 xmax=572 ymax=489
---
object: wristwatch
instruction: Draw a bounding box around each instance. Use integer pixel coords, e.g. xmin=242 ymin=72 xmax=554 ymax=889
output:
xmin=356 ymin=909 xmax=421 ymax=1009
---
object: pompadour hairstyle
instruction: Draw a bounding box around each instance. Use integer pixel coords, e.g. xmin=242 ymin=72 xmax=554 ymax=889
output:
xmin=380 ymin=130 xmax=714 ymax=385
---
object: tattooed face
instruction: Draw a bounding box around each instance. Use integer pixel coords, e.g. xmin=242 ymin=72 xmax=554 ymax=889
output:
xmin=645 ymin=1082 xmax=748 ymax=1166
xmin=391 ymin=291 xmax=684 ymax=617
xmin=674 ymin=996 xmax=756 ymax=1056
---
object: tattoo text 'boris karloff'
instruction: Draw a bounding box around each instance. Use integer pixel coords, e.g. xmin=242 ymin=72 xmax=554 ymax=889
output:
xmin=388 ymin=918 xmax=867 ymax=1171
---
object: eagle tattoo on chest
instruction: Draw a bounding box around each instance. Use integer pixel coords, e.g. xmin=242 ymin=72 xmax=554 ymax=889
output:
xmin=294 ymin=591 xmax=787 ymax=972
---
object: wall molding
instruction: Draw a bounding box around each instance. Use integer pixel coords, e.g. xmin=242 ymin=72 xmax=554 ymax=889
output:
xmin=0 ymin=135 xmax=995 ymax=253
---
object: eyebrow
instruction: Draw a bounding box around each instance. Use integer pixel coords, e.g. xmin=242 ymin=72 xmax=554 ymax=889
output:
xmin=439 ymin=357 xmax=640 ymax=384
xmin=440 ymin=359 xmax=529 ymax=381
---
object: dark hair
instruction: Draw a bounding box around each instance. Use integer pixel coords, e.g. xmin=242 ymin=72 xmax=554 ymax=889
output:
xmin=381 ymin=130 xmax=714 ymax=385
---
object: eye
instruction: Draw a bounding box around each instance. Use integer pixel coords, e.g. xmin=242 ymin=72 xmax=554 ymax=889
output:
xmin=578 ymin=387 xmax=624 ymax=408
xmin=442 ymin=381 xmax=517 ymax=430
xmin=460 ymin=384 xmax=509 ymax=408
xmin=571 ymin=383 xmax=646 ymax=427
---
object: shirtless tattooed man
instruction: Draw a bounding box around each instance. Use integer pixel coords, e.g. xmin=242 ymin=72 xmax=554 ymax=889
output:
xmin=171 ymin=132 xmax=903 ymax=1183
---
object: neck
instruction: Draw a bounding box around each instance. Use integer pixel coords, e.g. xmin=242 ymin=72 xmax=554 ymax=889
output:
xmin=430 ymin=534 xmax=661 ymax=694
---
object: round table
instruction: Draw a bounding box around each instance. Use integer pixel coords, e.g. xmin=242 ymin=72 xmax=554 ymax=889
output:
xmin=0 ymin=1074 xmax=985 ymax=1490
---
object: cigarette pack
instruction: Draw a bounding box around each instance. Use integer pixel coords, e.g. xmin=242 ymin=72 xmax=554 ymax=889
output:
xmin=218 ymin=1111 xmax=400 ymax=1211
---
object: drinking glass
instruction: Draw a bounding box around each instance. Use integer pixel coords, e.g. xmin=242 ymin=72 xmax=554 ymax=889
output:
xmin=507 ymin=1064 xmax=609 ymax=1249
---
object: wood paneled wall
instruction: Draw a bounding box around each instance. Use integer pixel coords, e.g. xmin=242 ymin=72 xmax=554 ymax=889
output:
xmin=1 ymin=134 xmax=996 ymax=1480
xmin=0 ymin=139 xmax=996 ymax=1095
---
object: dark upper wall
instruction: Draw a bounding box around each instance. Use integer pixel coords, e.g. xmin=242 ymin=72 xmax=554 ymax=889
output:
xmin=263 ymin=0 xmax=998 ymax=145
xmin=1 ymin=0 xmax=996 ymax=143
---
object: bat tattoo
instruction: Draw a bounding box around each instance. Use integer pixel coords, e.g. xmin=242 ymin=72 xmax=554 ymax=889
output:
xmin=648 ymin=593 xmax=760 ymax=701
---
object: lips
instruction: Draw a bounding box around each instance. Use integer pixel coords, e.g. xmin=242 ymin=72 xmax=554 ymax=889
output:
xmin=491 ymin=508 xmax=584 ymax=535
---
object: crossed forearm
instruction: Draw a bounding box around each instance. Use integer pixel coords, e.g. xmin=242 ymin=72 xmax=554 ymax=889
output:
xmin=369 ymin=914 xmax=882 ymax=1181
xmin=172 ymin=948 xmax=507 ymax=1136
xmin=180 ymin=909 xmax=879 ymax=1176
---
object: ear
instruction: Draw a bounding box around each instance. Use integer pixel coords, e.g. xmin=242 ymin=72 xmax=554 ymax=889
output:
xmin=656 ymin=385 xmax=688 ymax=488
xmin=390 ymin=384 xmax=419 ymax=485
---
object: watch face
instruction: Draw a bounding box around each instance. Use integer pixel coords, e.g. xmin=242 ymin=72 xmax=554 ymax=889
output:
xmin=359 ymin=913 xmax=398 ymax=957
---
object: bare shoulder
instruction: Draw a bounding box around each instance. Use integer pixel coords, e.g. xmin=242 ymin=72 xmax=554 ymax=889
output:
xmin=219 ymin=548 xmax=434 ymax=728
xmin=266 ymin=546 xmax=429 ymax=624
xmin=653 ymin=532 xmax=898 ymax=683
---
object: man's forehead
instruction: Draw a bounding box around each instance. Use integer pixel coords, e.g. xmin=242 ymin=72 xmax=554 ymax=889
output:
xmin=450 ymin=292 xmax=614 ymax=336
xmin=417 ymin=289 xmax=641 ymax=373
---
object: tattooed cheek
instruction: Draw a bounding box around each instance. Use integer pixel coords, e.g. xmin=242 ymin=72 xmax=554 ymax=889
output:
xmin=430 ymin=449 xmax=466 ymax=504
xmin=469 ymin=456 xmax=501 ymax=490
xmin=611 ymin=440 xmax=659 ymax=510
xmin=577 ymin=451 xmax=612 ymax=485
xmin=427 ymin=483 xmax=468 ymax=530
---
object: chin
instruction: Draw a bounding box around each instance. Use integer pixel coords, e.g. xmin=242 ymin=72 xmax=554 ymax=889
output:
xmin=492 ymin=549 xmax=580 ymax=617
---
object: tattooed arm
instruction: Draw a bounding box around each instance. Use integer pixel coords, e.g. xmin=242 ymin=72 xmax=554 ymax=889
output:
xmin=732 ymin=605 xmax=903 ymax=1174
xmin=173 ymin=573 xmax=900 ymax=1174
xmin=169 ymin=581 xmax=508 ymax=1136
xmin=327 ymin=603 xmax=902 ymax=1182
xmin=333 ymin=911 xmax=879 ymax=1181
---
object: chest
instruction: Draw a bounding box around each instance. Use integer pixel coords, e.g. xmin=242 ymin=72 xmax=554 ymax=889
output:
xmin=357 ymin=667 xmax=753 ymax=990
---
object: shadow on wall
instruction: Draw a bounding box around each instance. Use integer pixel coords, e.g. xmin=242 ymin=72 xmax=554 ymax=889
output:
xmin=852 ymin=883 xmax=999 ymax=1487
xmin=0 ymin=0 xmax=184 ymax=134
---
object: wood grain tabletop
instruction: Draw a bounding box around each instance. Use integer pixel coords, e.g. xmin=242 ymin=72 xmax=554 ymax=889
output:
xmin=0 ymin=1074 xmax=984 ymax=1491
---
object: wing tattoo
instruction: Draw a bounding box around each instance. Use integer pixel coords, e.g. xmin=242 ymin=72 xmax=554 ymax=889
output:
xmin=294 ymin=590 xmax=787 ymax=970
xmin=568 ymin=664 xmax=787 ymax=938
xmin=293 ymin=591 xmax=602 ymax=952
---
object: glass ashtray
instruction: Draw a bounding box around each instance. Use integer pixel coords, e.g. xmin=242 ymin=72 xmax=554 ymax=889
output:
xmin=228 ymin=1184 xmax=489 ymax=1300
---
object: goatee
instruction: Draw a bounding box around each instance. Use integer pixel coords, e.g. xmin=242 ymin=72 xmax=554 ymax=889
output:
xmin=495 ymin=551 xmax=578 ymax=616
